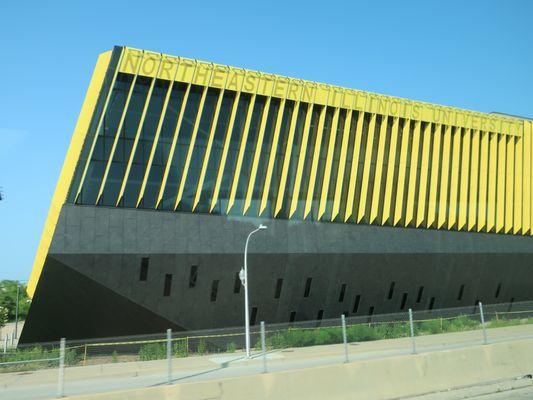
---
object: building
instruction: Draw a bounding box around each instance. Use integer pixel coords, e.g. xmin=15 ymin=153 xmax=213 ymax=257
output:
xmin=21 ymin=46 xmax=533 ymax=343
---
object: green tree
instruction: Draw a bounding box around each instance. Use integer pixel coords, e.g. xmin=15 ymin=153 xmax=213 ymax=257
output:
xmin=0 ymin=280 xmax=31 ymax=321
xmin=0 ymin=306 xmax=7 ymax=328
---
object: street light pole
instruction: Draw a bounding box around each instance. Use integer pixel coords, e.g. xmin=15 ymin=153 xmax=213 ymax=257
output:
xmin=240 ymin=224 xmax=267 ymax=358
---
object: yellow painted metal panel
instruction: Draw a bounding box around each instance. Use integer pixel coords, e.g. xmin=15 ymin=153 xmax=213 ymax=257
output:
xmin=96 ymin=66 xmax=144 ymax=205
xmin=382 ymin=117 xmax=400 ymax=225
xmin=496 ymin=134 xmax=506 ymax=233
xmin=304 ymin=105 xmax=327 ymax=219
xmin=467 ymin=130 xmax=480 ymax=231
xmin=487 ymin=133 xmax=498 ymax=232
xmin=331 ymin=109 xmax=353 ymax=221
xmin=505 ymin=137 xmax=514 ymax=233
xmin=318 ymin=107 xmax=340 ymax=220
xmin=226 ymin=94 xmax=257 ymax=214
xmin=244 ymin=97 xmax=272 ymax=214
xmin=369 ymin=116 xmax=389 ymax=224
xmin=175 ymin=86 xmax=209 ymax=210
xmin=344 ymin=111 xmax=365 ymax=222
xmin=416 ymin=122 xmax=432 ymax=227
xmin=477 ymin=131 xmax=489 ymax=232
xmin=448 ymin=127 xmax=462 ymax=230
xmin=136 ymin=78 xmax=177 ymax=207
xmin=75 ymin=50 xmax=128 ymax=201
xmin=357 ymin=114 xmax=377 ymax=223
xmin=259 ymin=98 xmax=286 ymax=216
xmin=274 ymin=101 xmax=300 ymax=217
xmin=156 ymin=84 xmax=192 ymax=208
xmin=393 ymin=119 xmax=411 ymax=225
xmin=193 ymin=89 xmax=225 ymax=211
xmin=405 ymin=120 xmax=422 ymax=226
xmin=210 ymin=91 xmax=242 ymax=212
xmin=28 ymin=51 xmax=113 ymax=297
xmin=289 ymin=103 xmax=314 ymax=218
xmin=458 ymin=129 xmax=471 ymax=230
xmin=514 ymin=137 xmax=522 ymax=234
xmin=437 ymin=125 xmax=452 ymax=229
xmin=427 ymin=124 xmax=442 ymax=228
xmin=524 ymin=121 xmax=532 ymax=234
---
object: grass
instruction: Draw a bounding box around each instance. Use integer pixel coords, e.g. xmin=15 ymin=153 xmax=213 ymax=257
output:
xmin=0 ymin=346 xmax=78 ymax=373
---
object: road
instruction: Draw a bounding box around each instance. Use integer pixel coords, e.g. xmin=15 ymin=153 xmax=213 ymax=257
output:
xmin=1 ymin=324 xmax=533 ymax=400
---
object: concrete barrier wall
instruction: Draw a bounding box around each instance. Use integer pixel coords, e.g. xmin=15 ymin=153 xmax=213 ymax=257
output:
xmin=67 ymin=339 xmax=533 ymax=400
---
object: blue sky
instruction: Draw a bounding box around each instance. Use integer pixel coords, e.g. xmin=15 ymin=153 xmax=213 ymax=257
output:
xmin=0 ymin=1 xmax=532 ymax=281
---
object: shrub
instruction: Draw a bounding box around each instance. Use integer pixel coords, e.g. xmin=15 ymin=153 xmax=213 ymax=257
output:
xmin=173 ymin=340 xmax=188 ymax=358
xmin=138 ymin=343 xmax=166 ymax=361
xmin=197 ymin=339 xmax=207 ymax=355
xmin=226 ymin=342 xmax=237 ymax=353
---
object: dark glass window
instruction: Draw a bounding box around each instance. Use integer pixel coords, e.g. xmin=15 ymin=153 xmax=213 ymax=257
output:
xmin=457 ymin=284 xmax=465 ymax=301
xmin=353 ymin=294 xmax=361 ymax=313
xmin=400 ymin=293 xmax=408 ymax=310
xmin=123 ymin=79 xmax=170 ymax=208
xmin=210 ymin=280 xmax=219 ymax=302
xmin=189 ymin=265 xmax=198 ymax=288
xmin=250 ymin=307 xmax=258 ymax=326
xmin=416 ymin=286 xmax=424 ymax=303
xmin=289 ymin=311 xmax=296 ymax=323
xmin=303 ymin=277 xmax=312 ymax=298
xmin=78 ymin=73 xmax=134 ymax=205
xmin=428 ymin=297 xmax=435 ymax=310
xmin=367 ymin=306 xmax=375 ymax=323
xmin=274 ymin=278 xmax=283 ymax=299
xmin=233 ymin=272 xmax=241 ymax=294
xmin=101 ymin=76 xmax=152 ymax=206
xmin=338 ymin=283 xmax=346 ymax=302
xmin=159 ymin=85 xmax=203 ymax=210
xmin=139 ymin=257 xmax=149 ymax=281
xmin=163 ymin=274 xmax=172 ymax=297
xmin=494 ymin=283 xmax=502 ymax=298
xmin=142 ymin=83 xmax=187 ymax=208
xmin=317 ymin=309 xmax=324 ymax=321
xmin=388 ymin=281 xmax=395 ymax=300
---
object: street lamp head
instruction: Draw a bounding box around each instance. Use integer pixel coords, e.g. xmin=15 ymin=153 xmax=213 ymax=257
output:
xmin=258 ymin=224 xmax=267 ymax=230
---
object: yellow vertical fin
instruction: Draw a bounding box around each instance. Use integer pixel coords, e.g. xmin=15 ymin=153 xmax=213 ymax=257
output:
xmin=523 ymin=121 xmax=532 ymax=235
xmin=496 ymin=134 xmax=506 ymax=233
xmin=382 ymin=117 xmax=400 ymax=225
xmin=505 ymin=136 xmax=514 ymax=233
xmin=457 ymin=129 xmax=471 ymax=230
xmin=415 ymin=122 xmax=432 ymax=227
xmin=487 ymin=133 xmax=498 ymax=232
xmin=331 ymin=109 xmax=353 ymax=221
xmin=226 ymin=94 xmax=256 ymax=214
xmin=357 ymin=113 xmax=377 ymax=223
xmin=427 ymin=124 xmax=442 ymax=228
xmin=369 ymin=115 xmax=389 ymax=224
xmin=437 ymin=125 xmax=452 ymax=229
xmin=467 ymin=130 xmax=480 ymax=231
xmin=405 ymin=120 xmax=422 ymax=226
xmin=394 ymin=119 xmax=411 ymax=226
xmin=259 ymin=99 xmax=286 ymax=216
xmin=344 ymin=111 xmax=365 ymax=222
xmin=477 ymin=131 xmax=489 ymax=232
xmin=318 ymin=107 xmax=340 ymax=220
xmin=514 ymin=136 xmax=522 ymax=234
xmin=304 ymin=105 xmax=327 ymax=219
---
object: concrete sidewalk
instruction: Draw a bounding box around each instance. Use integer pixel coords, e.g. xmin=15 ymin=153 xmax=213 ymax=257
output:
xmin=1 ymin=323 xmax=533 ymax=400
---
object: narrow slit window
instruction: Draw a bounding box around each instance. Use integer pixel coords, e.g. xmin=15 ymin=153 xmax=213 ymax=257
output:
xmin=233 ymin=272 xmax=241 ymax=294
xmin=211 ymin=280 xmax=219 ymax=302
xmin=457 ymin=284 xmax=465 ymax=301
xmin=428 ymin=297 xmax=435 ymax=310
xmin=416 ymin=286 xmax=424 ymax=303
xmin=163 ymin=274 xmax=172 ymax=297
xmin=400 ymin=293 xmax=408 ymax=310
xmin=316 ymin=309 xmax=324 ymax=327
xmin=494 ymin=283 xmax=502 ymax=298
xmin=274 ymin=278 xmax=283 ymax=299
xmin=250 ymin=307 xmax=258 ymax=326
xmin=353 ymin=294 xmax=361 ymax=313
xmin=304 ymin=278 xmax=312 ymax=298
xmin=338 ymin=283 xmax=347 ymax=303
xmin=388 ymin=281 xmax=395 ymax=299
xmin=367 ymin=306 xmax=375 ymax=323
xmin=189 ymin=265 xmax=198 ymax=288
xmin=289 ymin=311 xmax=296 ymax=323
xmin=139 ymin=257 xmax=149 ymax=281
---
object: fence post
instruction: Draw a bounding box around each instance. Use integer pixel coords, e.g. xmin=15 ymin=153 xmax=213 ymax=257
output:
xmin=341 ymin=314 xmax=349 ymax=363
xmin=167 ymin=329 xmax=172 ymax=385
xmin=57 ymin=338 xmax=65 ymax=398
xmin=479 ymin=302 xmax=488 ymax=345
xmin=408 ymin=309 xmax=417 ymax=354
xmin=260 ymin=321 xmax=267 ymax=373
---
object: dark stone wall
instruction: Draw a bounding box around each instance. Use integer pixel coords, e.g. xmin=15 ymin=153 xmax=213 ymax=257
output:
xmin=21 ymin=204 xmax=533 ymax=343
